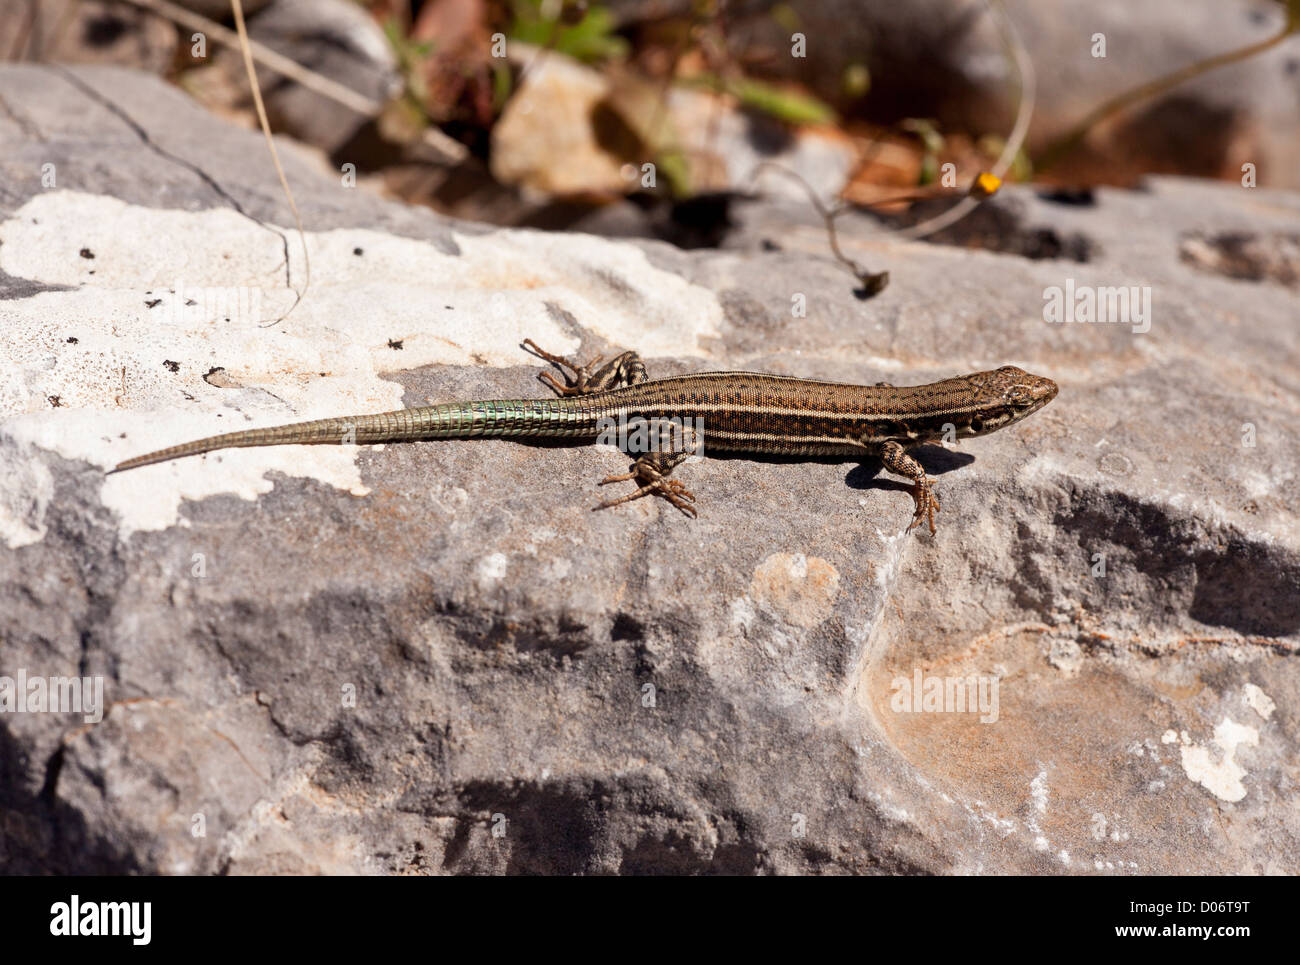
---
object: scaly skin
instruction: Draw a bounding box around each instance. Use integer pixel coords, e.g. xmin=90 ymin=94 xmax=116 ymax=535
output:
xmin=111 ymin=340 xmax=1059 ymax=532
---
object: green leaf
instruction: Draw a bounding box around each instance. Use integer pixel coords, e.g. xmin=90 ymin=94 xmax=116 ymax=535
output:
xmin=654 ymin=149 xmax=693 ymax=199
xmin=508 ymin=3 xmax=630 ymax=64
xmin=690 ymin=74 xmax=836 ymax=125
xmin=492 ymin=61 xmax=513 ymax=112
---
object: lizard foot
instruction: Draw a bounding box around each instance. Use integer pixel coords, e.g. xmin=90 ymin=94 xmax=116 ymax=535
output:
xmin=905 ymin=477 xmax=940 ymax=535
xmin=595 ymin=465 xmax=698 ymax=518
xmin=521 ymin=338 xmax=604 ymax=396
xmin=522 ymin=338 xmax=647 ymax=395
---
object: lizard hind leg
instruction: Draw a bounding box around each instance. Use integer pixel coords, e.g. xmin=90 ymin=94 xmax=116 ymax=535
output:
xmin=878 ymin=440 xmax=941 ymax=534
xmin=522 ymin=339 xmax=648 ymax=396
xmin=595 ymin=450 xmax=697 ymax=518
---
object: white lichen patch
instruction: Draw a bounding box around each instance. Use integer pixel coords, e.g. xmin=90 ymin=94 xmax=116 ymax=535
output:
xmin=1029 ymin=770 xmax=1049 ymax=817
xmin=1025 ymin=770 xmax=1055 ymax=854
xmin=476 ymin=553 xmax=509 ymax=591
xmin=1172 ymin=718 xmax=1259 ymax=803
xmin=1242 ymin=683 xmax=1276 ymax=720
xmin=0 ymin=191 xmax=722 ymax=541
xmin=448 ymin=215 xmax=723 ymax=359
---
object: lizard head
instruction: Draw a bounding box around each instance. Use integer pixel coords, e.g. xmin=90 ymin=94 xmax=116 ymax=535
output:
xmin=960 ymin=365 xmax=1058 ymax=437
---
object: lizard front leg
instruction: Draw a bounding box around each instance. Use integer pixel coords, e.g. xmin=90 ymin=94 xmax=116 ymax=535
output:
xmin=878 ymin=440 xmax=940 ymax=534
xmin=522 ymin=339 xmax=648 ymax=395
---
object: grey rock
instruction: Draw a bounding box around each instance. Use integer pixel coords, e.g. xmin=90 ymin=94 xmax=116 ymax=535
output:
xmin=0 ymin=65 xmax=1297 ymax=874
xmin=490 ymin=48 xmax=856 ymax=202
xmin=223 ymin=0 xmax=401 ymax=155
xmin=717 ymin=0 xmax=1300 ymax=187
xmin=174 ymin=0 xmax=275 ymax=19
xmin=0 ymin=0 xmax=178 ymax=73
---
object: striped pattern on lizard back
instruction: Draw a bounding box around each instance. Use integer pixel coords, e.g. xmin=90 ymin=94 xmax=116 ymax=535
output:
xmin=596 ymin=372 xmax=983 ymax=457
xmin=109 ymin=338 xmax=1060 ymax=532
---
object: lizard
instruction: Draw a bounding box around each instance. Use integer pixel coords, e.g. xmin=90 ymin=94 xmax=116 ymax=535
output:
xmin=109 ymin=340 xmax=1059 ymax=533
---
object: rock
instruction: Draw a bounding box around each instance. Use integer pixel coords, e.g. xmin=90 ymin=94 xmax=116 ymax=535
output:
xmin=1 ymin=64 xmax=1298 ymax=874
xmin=714 ymin=0 xmax=1300 ymax=188
xmin=0 ymin=0 xmax=177 ymax=73
xmin=1179 ymin=231 xmax=1300 ymax=288
xmin=207 ymin=0 xmax=401 ymax=156
xmin=174 ymin=0 xmax=275 ymax=18
xmin=490 ymin=48 xmax=856 ymax=202
xmin=666 ymin=86 xmax=857 ymax=203
xmin=491 ymin=50 xmax=631 ymax=196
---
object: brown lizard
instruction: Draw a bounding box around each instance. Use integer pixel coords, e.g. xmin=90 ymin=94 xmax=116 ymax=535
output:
xmin=111 ymin=340 xmax=1059 ymax=533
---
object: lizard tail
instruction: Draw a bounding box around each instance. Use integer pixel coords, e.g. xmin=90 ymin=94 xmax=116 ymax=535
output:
xmin=109 ymin=415 xmax=384 ymax=473
xmin=109 ymin=400 xmax=589 ymax=473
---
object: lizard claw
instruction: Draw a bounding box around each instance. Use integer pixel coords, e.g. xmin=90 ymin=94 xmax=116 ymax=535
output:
xmin=905 ymin=478 xmax=940 ymax=535
xmin=593 ymin=469 xmax=698 ymax=517
xmin=662 ymin=479 xmax=695 ymax=502
xmin=659 ymin=480 xmax=698 ymax=516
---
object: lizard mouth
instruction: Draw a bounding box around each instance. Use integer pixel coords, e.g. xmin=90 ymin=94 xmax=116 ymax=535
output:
xmin=1017 ymin=374 xmax=1059 ymax=409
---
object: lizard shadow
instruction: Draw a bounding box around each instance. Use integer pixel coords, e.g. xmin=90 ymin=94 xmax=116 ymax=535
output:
xmin=506 ymin=439 xmax=973 ymax=494
xmin=670 ymin=443 xmax=973 ymax=494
